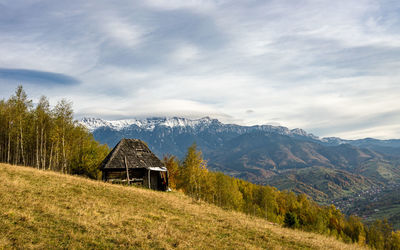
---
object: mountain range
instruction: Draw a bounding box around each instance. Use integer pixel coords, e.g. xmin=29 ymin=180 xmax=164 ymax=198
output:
xmin=80 ymin=117 xmax=400 ymax=224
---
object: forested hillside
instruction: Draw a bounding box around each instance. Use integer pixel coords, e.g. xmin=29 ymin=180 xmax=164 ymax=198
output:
xmin=0 ymin=86 xmax=109 ymax=178
xmin=164 ymin=144 xmax=400 ymax=249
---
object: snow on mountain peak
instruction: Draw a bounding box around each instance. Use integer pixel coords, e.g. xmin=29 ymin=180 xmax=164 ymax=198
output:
xmin=80 ymin=117 xmax=323 ymax=142
xmin=80 ymin=117 xmax=215 ymax=132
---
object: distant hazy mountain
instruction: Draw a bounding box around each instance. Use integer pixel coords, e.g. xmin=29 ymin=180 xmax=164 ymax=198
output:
xmin=80 ymin=117 xmax=400 ymax=204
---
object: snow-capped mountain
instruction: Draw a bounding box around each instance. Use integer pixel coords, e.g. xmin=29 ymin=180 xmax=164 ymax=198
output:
xmin=80 ymin=116 xmax=400 ymax=162
xmin=80 ymin=117 xmax=214 ymax=132
xmin=80 ymin=116 xmax=331 ymax=162
xmin=80 ymin=116 xmax=319 ymax=140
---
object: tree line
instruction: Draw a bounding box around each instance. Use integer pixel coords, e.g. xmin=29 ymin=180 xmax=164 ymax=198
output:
xmin=164 ymin=144 xmax=400 ymax=249
xmin=0 ymin=86 xmax=109 ymax=178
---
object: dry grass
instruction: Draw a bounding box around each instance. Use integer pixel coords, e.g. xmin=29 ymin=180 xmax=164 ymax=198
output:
xmin=0 ymin=163 xmax=366 ymax=249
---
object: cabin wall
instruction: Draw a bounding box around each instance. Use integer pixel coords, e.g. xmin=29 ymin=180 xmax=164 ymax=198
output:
xmin=102 ymin=168 xmax=168 ymax=191
xmin=103 ymin=168 xmax=146 ymax=182
xmin=103 ymin=169 xmax=125 ymax=180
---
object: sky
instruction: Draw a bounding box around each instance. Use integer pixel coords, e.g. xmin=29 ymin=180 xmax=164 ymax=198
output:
xmin=1 ymin=0 xmax=400 ymax=139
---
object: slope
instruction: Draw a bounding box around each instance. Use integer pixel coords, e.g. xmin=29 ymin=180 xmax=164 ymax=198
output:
xmin=0 ymin=163 xmax=363 ymax=249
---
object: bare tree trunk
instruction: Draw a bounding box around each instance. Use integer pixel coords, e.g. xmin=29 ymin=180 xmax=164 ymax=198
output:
xmin=7 ymin=122 xmax=11 ymax=164
xmin=40 ymin=126 xmax=44 ymax=169
xmin=43 ymin=133 xmax=47 ymax=170
xmin=55 ymin=140 xmax=59 ymax=171
xmin=19 ymin=120 xmax=25 ymax=166
xmin=15 ymin=134 xmax=19 ymax=165
xmin=36 ymin=123 xmax=39 ymax=169
xmin=62 ymin=132 xmax=66 ymax=173
xmin=49 ymin=141 xmax=54 ymax=171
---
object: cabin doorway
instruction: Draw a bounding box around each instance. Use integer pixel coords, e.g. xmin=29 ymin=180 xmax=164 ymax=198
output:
xmin=148 ymin=170 xmax=168 ymax=191
xmin=150 ymin=171 xmax=159 ymax=190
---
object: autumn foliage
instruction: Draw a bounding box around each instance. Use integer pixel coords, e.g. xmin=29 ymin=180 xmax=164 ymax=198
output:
xmin=164 ymin=144 xmax=400 ymax=249
xmin=0 ymin=86 xmax=109 ymax=178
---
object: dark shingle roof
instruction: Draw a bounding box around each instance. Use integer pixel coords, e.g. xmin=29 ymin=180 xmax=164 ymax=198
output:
xmin=100 ymin=139 xmax=165 ymax=170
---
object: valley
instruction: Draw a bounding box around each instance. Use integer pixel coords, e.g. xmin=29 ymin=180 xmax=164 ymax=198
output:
xmin=81 ymin=117 xmax=400 ymax=228
xmin=338 ymin=184 xmax=400 ymax=230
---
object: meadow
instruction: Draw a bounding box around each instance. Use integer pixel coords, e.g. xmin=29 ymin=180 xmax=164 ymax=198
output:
xmin=0 ymin=163 xmax=364 ymax=249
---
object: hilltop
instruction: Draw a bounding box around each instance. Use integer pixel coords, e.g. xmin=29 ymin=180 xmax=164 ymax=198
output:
xmin=0 ymin=163 xmax=363 ymax=249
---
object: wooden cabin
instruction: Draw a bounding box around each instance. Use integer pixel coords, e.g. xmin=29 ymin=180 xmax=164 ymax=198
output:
xmin=99 ymin=138 xmax=168 ymax=191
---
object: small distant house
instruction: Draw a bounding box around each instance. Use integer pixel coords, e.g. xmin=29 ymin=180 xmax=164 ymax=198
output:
xmin=100 ymin=138 xmax=168 ymax=191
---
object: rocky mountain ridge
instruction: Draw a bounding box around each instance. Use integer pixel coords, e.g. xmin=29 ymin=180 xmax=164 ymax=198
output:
xmin=81 ymin=116 xmax=321 ymax=141
xmin=80 ymin=117 xmax=400 ymax=150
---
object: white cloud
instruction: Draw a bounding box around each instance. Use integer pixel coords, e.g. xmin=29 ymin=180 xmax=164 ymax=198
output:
xmin=1 ymin=0 xmax=400 ymax=139
xmin=144 ymin=0 xmax=219 ymax=12
xmin=171 ymin=43 xmax=200 ymax=63
xmin=103 ymin=18 xmax=146 ymax=48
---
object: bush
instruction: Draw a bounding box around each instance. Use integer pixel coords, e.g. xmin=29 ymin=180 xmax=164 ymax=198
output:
xmin=284 ymin=212 xmax=299 ymax=228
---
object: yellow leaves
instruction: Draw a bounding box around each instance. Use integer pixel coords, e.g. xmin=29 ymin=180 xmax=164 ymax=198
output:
xmin=391 ymin=231 xmax=400 ymax=249
xmin=162 ymin=155 xmax=179 ymax=189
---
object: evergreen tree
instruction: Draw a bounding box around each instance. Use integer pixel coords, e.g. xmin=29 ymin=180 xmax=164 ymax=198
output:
xmin=284 ymin=211 xmax=299 ymax=228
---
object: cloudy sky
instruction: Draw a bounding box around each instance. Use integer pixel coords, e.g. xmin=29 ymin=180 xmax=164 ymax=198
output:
xmin=1 ymin=0 xmax=400 ymax=139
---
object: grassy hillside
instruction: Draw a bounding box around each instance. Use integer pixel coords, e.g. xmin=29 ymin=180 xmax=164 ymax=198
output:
xmin=0 ymin=164 xmax=365 ymax=249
